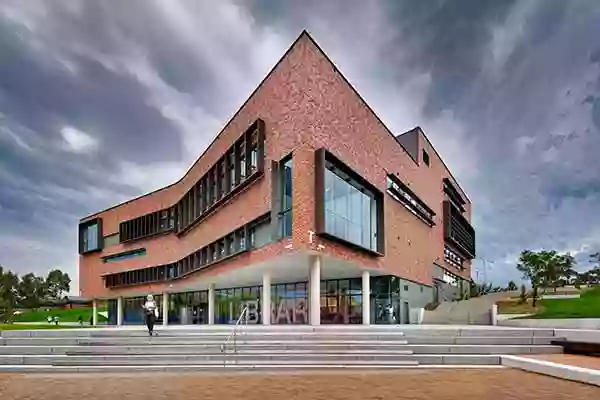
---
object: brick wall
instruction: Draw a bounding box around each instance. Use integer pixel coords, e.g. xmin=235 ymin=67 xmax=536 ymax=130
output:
xmin=79 ymin=32 xmax=472 ymax=298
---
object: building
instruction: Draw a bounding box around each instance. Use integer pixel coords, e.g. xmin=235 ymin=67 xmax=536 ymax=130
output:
xmin=78 ymin=31 xmax=475 ymax=326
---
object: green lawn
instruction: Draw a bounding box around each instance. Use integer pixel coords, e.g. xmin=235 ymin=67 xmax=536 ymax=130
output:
xmin=0 ymin=323 xmax=93 ymax=331
xmin=529 ymin=286 xmax=600 ymax=319
xmin=12 ymin=306 xmax=108 ymax=323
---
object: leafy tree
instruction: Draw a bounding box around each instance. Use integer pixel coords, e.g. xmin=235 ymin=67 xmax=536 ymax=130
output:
xmin=516 ymin=250 xmax=576 ymax=306
xmin=17 ymin=273 xmax=47 ymax=309
xmin=516 ymin=250 xmax=546 ymax=307
xmin=0 ymin=265 xmax=20 ymax=322
xmin=507 ymin=281 xmax=518 ymax=291
xmin=45 ymin=269 xmax=71 ymax=300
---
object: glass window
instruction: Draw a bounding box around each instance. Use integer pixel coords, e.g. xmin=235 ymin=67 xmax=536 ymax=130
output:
xmin=239 ymin=230 xmax=246 ymax=250
xmin=280 ymin=157 xmax=293 ymax=237
xmin=219 ymin=239 xmax=226 ymax=258
xmin=82 ymin=223 xmax=99 ymax=252
xmin=324 ymin=167 xmax=377 ymax=251
xmin=239 ymin=141 xmax=246 ymax=180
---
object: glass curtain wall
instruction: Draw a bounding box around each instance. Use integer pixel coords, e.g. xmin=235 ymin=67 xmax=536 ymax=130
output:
xmin=324 ymin=166 xmax=377 ymax=251
xmin=370 ymin=276 xmax=400 ymax=324
xmin=214 ymin=286 xmax=261 ymax=324
xmin=271 ymin=282 xmax=308 ymax=324
xmin=320 ymin=278 xmax=363 ymax=324
xmin=96 ymin=299 xmax=116 ymax=325
xmin=123 ymin=294 xmax=163 ymax=325
xmin=168 ymin=291 xmax=208 ymax=324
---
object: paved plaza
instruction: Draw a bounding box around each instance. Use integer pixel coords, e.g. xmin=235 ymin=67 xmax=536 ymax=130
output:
xmin=1 ymin=369 xmax=599 ymax=400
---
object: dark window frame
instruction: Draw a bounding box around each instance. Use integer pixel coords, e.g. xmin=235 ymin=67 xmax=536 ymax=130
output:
xmin=386 ymin=174 xmax=436 ymax=226
xmin=422 ymin=149 xmax=430 ymax=166
xmin=443 ymin=200 xmax=475 ymax=259
xmin=104 ymin=213 xmax=270 ymax=289
xmin=117 ymin=119 xmax=265 ymax=244
xmin=314 ymin=148 xmax=384 ymax=256
xmin=79 ymin=217 xmax=103 ymax=255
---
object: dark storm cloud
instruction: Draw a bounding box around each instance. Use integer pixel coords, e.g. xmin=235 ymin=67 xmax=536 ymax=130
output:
xmin=1 ymin=0 xmax=600 ymax=288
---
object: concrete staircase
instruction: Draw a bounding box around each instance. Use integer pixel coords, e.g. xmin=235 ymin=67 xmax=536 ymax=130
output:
xmin=0 ymin=325 xmax=563 ymax=373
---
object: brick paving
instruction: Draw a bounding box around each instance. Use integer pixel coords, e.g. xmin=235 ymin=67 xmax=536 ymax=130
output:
xmin=525 ymin=354 xmax=600 ymax=370
xmin=0 ymin=369 xmax=599 ymax=399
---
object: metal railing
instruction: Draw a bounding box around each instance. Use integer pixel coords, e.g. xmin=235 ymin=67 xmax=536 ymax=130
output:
xmin=220 ymin=306 xmax=248 ymax=366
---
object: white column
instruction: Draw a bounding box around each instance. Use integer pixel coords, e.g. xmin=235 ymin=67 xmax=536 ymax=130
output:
xmin=162 ymin=292 xmax=169 ymax=326
xmin=208 ymin=284 xmax=215 ymax=325
xmin=92 ymin=299 xmax=98 ymax=326
xmin=262 ymin=272 xmax=271 ymax=325
xmin=116 ymin=297 xmax=123 ymax=326
xmin=362 ymin=270 xmax=370 ymax=325
xmin=309 ymin=255 xmax=321 ymax=326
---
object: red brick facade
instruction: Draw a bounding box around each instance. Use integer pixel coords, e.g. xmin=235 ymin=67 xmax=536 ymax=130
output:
xmin=79 ymin=31 xmax=473 ymax=299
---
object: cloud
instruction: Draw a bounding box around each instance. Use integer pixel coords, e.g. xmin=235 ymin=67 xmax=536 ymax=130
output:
xmin=1 ymin=0 xmax=600 ymax=293
xmin=60 ymin=126 xmax=98 ymax=153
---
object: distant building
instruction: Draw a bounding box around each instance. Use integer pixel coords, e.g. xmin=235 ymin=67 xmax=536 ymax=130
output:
xmin=78 ymin=31 xmax=475 ymax=326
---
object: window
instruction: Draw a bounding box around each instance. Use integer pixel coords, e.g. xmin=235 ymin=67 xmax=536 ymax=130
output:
xmin=444 ymin=245 xmax=465 ymax=269
xmin=422 ymin=149 xmax=430 ymax=166
xmin=229 ymin=151 xmax=236 ymax=189
xmin=443 ymin=201 xmax=476 ymax=259
xmin=249 ymin=131 xmax=258 ymax=174
xmin=386 ymin=175 xmax=435 ymax=226
xmin=80 ymin=220 xmax=101 ymax=253
xmin=324 ymin=165 xmax=377 ymax=251
xmin=102 ymin=249 xmax=146 ymax=263
xmin=104 ymin=215 xmax=269 ymax=288
xmin=239 ymin=229 xmax=246 ymax=250
xmin=280 ymin=157 xmax=293 ymax=237
xmin=220 ymin=160 xmax=227 ymax=197
xmin=442 ymin=270 xmax=459 ymax=287
xmin=239 ymin=140 xmax=246 ymax=181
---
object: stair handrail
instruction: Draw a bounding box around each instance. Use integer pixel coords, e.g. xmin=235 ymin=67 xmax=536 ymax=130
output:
xmin=220 ymin=305 xmax=248 ymax=366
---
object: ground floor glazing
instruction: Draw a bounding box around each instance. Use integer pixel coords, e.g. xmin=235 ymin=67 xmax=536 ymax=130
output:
xmin=96 ymin=275 xmax=435 ymax=325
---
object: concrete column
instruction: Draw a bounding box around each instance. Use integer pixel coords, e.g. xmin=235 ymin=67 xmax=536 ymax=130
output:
xmin=309 ymin=255 xmax=321 ymax=326
xmin=362 ymin=270 xmax=370 ymax=325
xmin=262 ymin=272 xmax=271 ymax=325
xmin=92 ymin=299 xmax=98 ymax=326
xmin=208 ymin=284 xmax=215 ymax=325
xmin=116 ymin=297 xmax=123 ymax=326
xmin=162 ymin=292 xmax=169 ymax=326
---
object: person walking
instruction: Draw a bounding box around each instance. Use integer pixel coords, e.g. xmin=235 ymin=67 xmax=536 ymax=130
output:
xmin=142 ymin=294 xmax=159 ymax=336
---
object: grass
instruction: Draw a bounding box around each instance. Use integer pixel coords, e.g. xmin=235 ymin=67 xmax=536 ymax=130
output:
xmin=498 ymin=286 xmax=600 ymax=319
xmin=0 ymin=323 xmax=92 ymax=331
xmin=530 ymin=286 xmax=600 ymax=319
xmin=12 ymin=306 xmax=108 ymax=323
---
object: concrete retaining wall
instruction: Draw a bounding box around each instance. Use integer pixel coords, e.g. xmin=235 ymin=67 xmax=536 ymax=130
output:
xmin=499 ymin=318 xmax=600 ymax=329
xmin=555 ymin=329 xmax=600 ymax=344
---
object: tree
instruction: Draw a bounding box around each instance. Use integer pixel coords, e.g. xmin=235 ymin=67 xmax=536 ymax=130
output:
xmin=507 ymin=281 xmax=518 ymax=291
xmin=45 ymin=269 xmax=71 ymax=300
xmin=516 ymin=250 xmax=546 ymax=307
xmin=0 ymin=265 xmax=20 ymax=322
xmin=17 ymin=273 xmax=47 ymax=310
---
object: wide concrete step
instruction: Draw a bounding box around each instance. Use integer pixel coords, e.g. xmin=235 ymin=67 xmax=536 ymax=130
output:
xmin=0 ymin=353 xmax=501 ymax=366
xmin=1 ymin=353 xmax=421 ymax=365
xmin=0 ymin=335 xmax=561 ymax=347
xmin=0 ymin=327 xmax=557 ymax=338
xmin=0 ymin=344 xmax=562 ymax=356
xmin=0 ymin=363 xmax=508 ymax=374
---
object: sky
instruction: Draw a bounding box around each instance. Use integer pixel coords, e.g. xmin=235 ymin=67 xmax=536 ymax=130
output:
xmin=1 ymin=0 xmax=600 ymax=293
